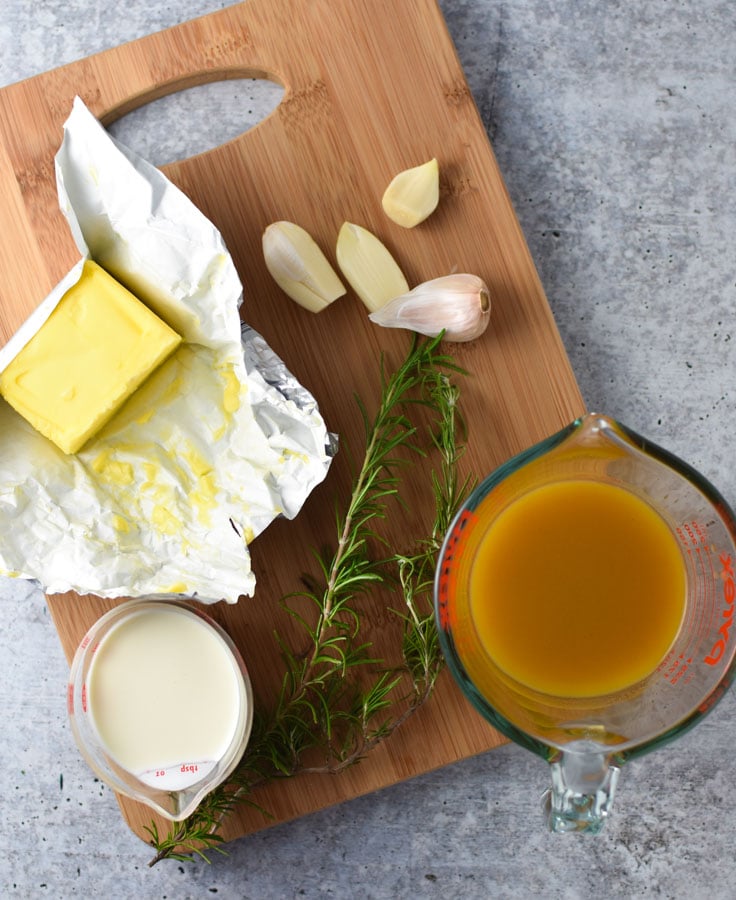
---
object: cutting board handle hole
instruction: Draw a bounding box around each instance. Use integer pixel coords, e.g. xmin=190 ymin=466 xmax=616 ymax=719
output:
xmin=106 ymin=77 xmax=284 ymax=167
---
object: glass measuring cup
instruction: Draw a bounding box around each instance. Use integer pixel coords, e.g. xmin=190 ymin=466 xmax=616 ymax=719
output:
xmin=68 ymin=599 xmax=253 ymax=821
xmin=435 ymin=413 xmax=736 ymax=833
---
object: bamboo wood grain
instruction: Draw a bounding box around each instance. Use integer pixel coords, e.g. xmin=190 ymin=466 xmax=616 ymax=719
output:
xmin=0 ymin=0 xmax=585 ymax=844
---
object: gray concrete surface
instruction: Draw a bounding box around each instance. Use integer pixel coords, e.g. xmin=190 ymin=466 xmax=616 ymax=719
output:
xmin=2 ymin=1 xmax=736 ymax=897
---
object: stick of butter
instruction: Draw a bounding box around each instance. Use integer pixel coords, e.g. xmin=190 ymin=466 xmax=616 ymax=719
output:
xmin=0 ymin=260 xmax=181 ymax=454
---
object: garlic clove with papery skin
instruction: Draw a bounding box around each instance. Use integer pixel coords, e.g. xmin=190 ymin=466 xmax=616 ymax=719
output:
xmin=368 ymin=273 xmax=491 ymax=342
xmin=262 ymin=221 xmax=346 ymax=313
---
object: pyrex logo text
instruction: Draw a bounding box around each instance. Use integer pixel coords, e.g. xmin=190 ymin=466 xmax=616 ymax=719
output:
xmin=705 ymin=553 xmax=735 ymax=666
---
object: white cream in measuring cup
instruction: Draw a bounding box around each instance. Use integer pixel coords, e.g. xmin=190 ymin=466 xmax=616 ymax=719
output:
xmin=68 ymin=599 xmax=253 ymax=820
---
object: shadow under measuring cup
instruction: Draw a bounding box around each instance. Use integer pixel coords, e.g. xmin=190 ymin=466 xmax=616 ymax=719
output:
xmin=435 ymin=413 xmax=736 ymax=833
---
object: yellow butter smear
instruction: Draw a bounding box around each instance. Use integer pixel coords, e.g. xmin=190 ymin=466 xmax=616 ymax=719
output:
xmin=91 ymin=450 xmax=134 ymax=486
xmin=112 ymin=515 xmax=130 ymax=534
xmin=0 ymin=261 xmax=181 ymax=454
xmin=87 ymin=347 xmax=247 ymax=556
xmin=213 ymin=363 xmax=244 ymax=441
xmin=92 ymin=444 xmax=220 ymax=540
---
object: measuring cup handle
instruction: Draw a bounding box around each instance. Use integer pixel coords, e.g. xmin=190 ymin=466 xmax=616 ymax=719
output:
xmin=541 ymin=749 xmax=621 ymax=834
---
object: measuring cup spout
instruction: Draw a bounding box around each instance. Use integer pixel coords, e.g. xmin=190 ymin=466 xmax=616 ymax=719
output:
xmin=158 ymin=785 xmax=210 ymax=822
xmin=542 ymin=743 xmax=621 ymax=834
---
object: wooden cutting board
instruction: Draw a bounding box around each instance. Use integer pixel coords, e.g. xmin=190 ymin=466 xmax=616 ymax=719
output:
xmin=0 ymin=0 xmax=585 ymax=845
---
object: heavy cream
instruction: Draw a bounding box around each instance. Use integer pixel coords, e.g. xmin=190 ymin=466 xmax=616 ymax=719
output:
xmin=86 ymin=604 xmax=245 ymax=790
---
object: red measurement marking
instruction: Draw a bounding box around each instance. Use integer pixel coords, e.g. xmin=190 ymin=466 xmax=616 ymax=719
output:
xmin=437 ymin=509 xmax=476 ymax=631
xmin=689 ymin=520 xmax=707 ymax=545
xmin=671 ymin=655 xmax=694 ymax=686
xmin=67 ymin=683 xmax=74 ymax=714
xmin=704 ymin=553 xmax=735 ymax=666
xmin=81 ymin=683 xmax=87 ymax=714
xmin=660 ymin=647 xmax=696 ymax=685
xmin=699 ymin=680 xmax=729 ymax=715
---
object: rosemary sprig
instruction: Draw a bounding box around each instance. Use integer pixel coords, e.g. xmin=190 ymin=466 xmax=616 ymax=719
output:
xmin=147 ymin=334 xmax=471 ymax=867
xmin=392 ymin=371 xmax=472 ymax=703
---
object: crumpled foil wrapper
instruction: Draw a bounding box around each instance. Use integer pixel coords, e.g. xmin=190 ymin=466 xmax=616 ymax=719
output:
xmin=0 ymin=97 xmax=335 ymax=604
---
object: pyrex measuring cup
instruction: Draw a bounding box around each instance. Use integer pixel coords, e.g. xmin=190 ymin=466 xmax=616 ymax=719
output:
xmin=435 ymin=413 xmax=736 ymax=833
xmin=68 ymin=599 xmax=253 ymax=821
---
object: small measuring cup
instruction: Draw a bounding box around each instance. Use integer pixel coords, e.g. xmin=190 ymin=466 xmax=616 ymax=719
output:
xmin=435 ymin=413 xmax=736 ymax=833
xmin=68 ymin=599 xmax=253 ymax=821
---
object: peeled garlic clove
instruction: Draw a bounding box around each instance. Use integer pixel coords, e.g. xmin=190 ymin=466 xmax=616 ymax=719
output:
xmin=335 ymin=221 xmax=409 ymax=313
xmin=368 ymin=273 xmax=491 ymax=343
xmin=382 ymin=158 xmax=440 ymax=228
xmin=262 ymin=221 xmax=346 ymax=313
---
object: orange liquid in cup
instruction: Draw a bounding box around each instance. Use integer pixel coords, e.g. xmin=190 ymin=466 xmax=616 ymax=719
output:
xmin=469 ymin=480 xmax=687 ymax=697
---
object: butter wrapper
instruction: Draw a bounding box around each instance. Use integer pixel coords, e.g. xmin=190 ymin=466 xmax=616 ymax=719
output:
xmin=0 ymin=97 xmax=334 ymax=604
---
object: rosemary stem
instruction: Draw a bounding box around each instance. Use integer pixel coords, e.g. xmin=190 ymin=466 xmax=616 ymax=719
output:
xmin=307 ymin=421 xmax=381 ymax=670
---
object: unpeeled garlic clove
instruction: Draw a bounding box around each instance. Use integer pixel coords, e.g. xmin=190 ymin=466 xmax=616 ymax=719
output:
xmin=368 ymin=273 xmax=491 ymax=342
xmin=335 ymin=222 xmax=409 ymax=313
xmin=262 ymin=221 xmax=346 ymax=313
xmin=382 ymin=158 xmax=440 ymax=228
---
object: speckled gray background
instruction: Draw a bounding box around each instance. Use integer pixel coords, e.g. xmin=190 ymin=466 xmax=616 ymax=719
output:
xmin=2 ymin=1 xmax=736 ymax=897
